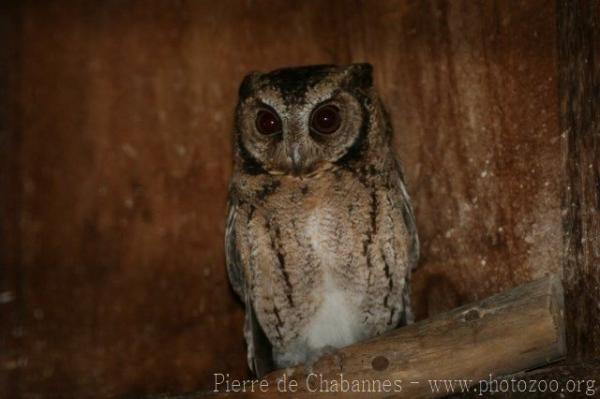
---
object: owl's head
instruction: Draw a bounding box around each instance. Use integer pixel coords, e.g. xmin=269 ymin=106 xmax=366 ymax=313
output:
xmin=233 ymin=63 xmax=388 ymax=177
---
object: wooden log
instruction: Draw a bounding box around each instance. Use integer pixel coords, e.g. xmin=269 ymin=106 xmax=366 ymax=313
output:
xmin=198 ymin=275 xmax=565 ymax=398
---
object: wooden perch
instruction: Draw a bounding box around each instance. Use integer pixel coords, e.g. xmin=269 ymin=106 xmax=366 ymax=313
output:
xmin=204 ymin=275 xmax=565 ymax=398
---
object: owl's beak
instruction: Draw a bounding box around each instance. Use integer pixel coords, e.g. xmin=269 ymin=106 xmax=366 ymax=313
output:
xmin=289 ymin=143 xmax=303 ymax=176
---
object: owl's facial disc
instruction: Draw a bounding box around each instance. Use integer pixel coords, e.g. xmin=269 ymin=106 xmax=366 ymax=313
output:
xmin=236 ymin=64 xmax=372 ymax=177
xmin=237 ymin=92 xmax=365 ymax=177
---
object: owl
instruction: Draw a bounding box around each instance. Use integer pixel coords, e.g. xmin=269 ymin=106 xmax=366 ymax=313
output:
xmin=225 ymin=63 xmax=419 ymax=376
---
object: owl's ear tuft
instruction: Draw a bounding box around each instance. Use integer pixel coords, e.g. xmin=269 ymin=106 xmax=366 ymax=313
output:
xmin=239 ymin=72 xmax=261 ymax=100
xmin=344 ymin=63 xmax=373 ymax=90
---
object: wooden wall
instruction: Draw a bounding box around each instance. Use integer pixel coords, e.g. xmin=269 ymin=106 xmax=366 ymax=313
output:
xmin=559 ymin=0 xmax=600 ymax=360
xmin=0 ymin=1 xmax=574 ymax=397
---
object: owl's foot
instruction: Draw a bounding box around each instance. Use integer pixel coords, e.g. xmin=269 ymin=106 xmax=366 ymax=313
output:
xmin=303 ymin=345 xmax=343 ymax=374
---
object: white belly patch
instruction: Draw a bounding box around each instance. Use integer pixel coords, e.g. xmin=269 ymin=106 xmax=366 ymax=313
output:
xmin=305 ymin=273 xmax=361 ymax=350
xmin=302 ymin=208 xmax=363 ymax=351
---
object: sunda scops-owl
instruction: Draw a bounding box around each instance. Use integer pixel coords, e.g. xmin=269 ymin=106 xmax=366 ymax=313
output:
xmin=225 ymin=63 xmax=419 ymax=376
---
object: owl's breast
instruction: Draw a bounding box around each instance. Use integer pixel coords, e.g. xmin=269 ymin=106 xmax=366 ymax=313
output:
xmin=239 ymin=168 xmax=412 ymax=359
xmin=275 ymin=174 xmax=372 ymax=288
xmin=307 ymin=204 xmax=366 ymax=334
xmin=267 ymin=175 xmax=374 ymax=349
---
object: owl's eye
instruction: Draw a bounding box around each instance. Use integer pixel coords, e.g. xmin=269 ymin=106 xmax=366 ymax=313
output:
xmin=310 ymin=104 xmax=341 ymax=135
xmin=255 ymin=109 xmax=282 ymax=135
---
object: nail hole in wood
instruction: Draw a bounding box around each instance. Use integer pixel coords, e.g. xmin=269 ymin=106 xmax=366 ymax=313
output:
xmin=371 ymin=355 xmax=389 ymax=371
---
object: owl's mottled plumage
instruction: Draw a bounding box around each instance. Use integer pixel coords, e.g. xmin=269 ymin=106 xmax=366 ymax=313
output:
xmin=225 ymin=64 xmax=418 ymax=376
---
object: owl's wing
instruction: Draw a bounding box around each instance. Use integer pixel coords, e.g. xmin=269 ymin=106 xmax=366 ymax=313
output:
xmin=243 ymin=289 xmax=274 ymax=377
xmin=391 ymin=160 xmax=420 ymax=325
xmin=225 ymin=199 xmax=244 ymax=298
xmin=225 ymin=198 xmax=274 ymax=377
xmin=392 ymin=160 xmax=420 ymax=271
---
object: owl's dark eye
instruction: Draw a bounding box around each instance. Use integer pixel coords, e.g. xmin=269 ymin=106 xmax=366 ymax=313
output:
xmin=255 ymin=109 xmax=282 ymax=135
xmin=310 ymin=104 xmax=341 ymax=135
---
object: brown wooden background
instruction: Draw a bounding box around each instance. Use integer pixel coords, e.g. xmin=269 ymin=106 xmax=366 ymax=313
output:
xmin=1 ymin=1 xmax=597 ymax=398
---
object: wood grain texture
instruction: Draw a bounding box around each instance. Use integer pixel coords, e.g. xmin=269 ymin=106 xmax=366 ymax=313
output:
xmin=0 ymin=1 xmax=565 ymax=398
xmin=0 ymin=1 xmax=24 ymax=398
xmin=558 ymin=0 xmax=600 ymax=361
xmin=355 ymin=0 xmax=562 ymax=318
xmin=1 ymin=1 xmax=352 ymax=397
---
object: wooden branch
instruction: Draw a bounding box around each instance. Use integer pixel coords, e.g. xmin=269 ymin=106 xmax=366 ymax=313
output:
xmin=199 ymin=275 xmax=565 ymax=398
